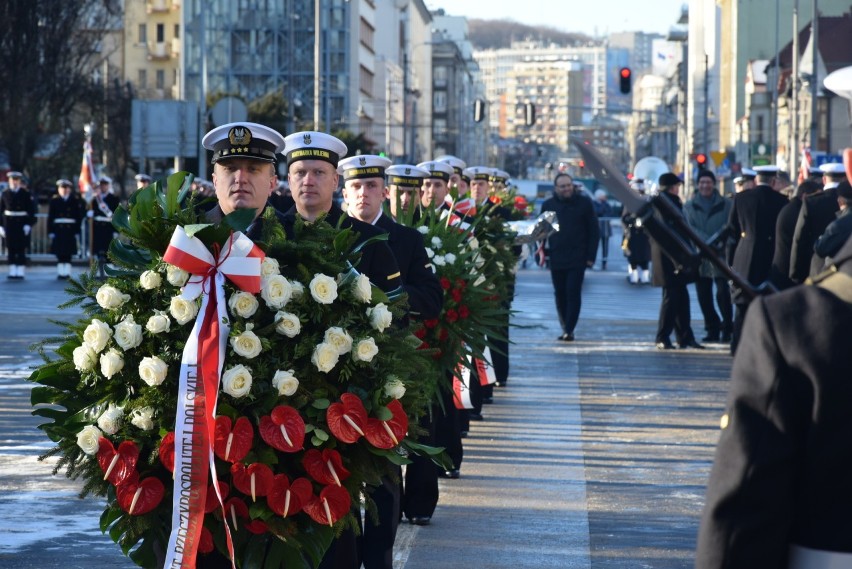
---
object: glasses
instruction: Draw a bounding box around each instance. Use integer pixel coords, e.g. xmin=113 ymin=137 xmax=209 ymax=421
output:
xmin=555 ymin=184 xmax=573 ymax=189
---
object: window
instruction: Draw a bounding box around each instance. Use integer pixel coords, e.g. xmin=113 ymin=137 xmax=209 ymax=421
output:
xmin=174 ymin=24 xmax=179 ymax=39
xmin=156 ymin=70 xmax=165 ymax=90
xmin=433 ymin=66 xmax=447 ymax=87
xmin=156 ymin=23 xmax=165 ymax=43
xmin=138 ymin=23 xmax=147 ymax=44
xmin=433 ymin=118 xmax=447 ymax=137
xmin=360 ymin=18 xmax=374 ymax=52
xmin=433 ymin=91 xmax=447 ymax=113
xmin=138 ymin=69 xmax=147 ymax=89
xmin=359 ymin=65 xmax=374 ymax=97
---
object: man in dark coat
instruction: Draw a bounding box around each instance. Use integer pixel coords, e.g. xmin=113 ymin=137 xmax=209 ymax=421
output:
xmin=726 ymin=165 xmax=789 ymax=352
xmin=48 ymin=179 xmax=85 ymax=279
xmin=813 ymin=181 xmax=852 ymax=266
xmin=339 ymin=156 xmax=442 ymax=569
xmin=649 ymin=173 xmax=702 ymax=350
xmin=1 ymin=171 xmax=37 ymax=279
xmin=696 ymin=224 xmax=852 ymax=569
xmin=771 ymin=180 xmax=822 ymax=290
xmin=540 ymin=172 xmax=599 ymax=341
xmin=87 ymin=176 xmax=121 ymax=278
xmin=789 ymin=162 xmax=848 ymax=283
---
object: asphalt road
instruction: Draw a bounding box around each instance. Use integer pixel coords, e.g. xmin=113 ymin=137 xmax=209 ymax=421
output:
xmin=0 ymin=229 xmax=732 ymax=568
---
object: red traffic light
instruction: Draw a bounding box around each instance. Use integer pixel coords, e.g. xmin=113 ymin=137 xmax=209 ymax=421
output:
xmin=695 ymin=153 xmax=708 ymax=165
xmin=618 ymin=67 xmax=632 ymax=94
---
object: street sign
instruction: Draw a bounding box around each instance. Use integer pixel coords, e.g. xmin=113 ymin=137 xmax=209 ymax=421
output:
xmin=710 ymin=151 xmax=727 ymax=166
xmin=751 ymin=143 xmax=772 ymax=166
xmin=813 ymin=153 xmax=843 ymax=166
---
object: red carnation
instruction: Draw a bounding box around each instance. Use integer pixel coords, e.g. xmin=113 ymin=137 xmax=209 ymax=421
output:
xmin=424 ymin=318 xmax=439 ymax=329
xmin=445 ymin=309 xmax=459 ymax=323
xmin=450 ymin=288 xmax=463 ymax=303
xmin=458 ymin=305 xmax=470 ymax=319
xmin=439 ymin=277 xmax=451 ymax=290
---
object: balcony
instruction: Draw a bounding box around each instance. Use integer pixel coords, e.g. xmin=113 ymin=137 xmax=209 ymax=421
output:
xmin=147 ymin=41 xmax=169 ymax=61
xmin=147 ymin=0 xmax=169 ymax=13
xmin=171 ymin=37 xmax=181 ymax=58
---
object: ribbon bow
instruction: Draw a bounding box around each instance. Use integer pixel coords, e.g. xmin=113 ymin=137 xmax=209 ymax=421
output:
xmin=161 ymin=226 xmax=264 ymax=569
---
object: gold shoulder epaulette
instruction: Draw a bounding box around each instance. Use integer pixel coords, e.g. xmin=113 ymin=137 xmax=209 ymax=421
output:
xmin=809 ymin=266 xmax=852 ymax=305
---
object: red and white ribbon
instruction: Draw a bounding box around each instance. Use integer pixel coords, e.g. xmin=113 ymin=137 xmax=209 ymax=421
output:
xmin=475 ymin=347 xmax=497 ymax=386
xmin=162 ymin=226 xmax=264 ymax=569
xmin=452 ymin=363 xmax=474 ymax=410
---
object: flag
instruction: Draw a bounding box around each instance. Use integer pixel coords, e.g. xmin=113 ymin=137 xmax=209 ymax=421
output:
xmin=78 ymin=138 xmax=96 ymax=202
xmin=798 ymin=145 xmax=812 ymax=185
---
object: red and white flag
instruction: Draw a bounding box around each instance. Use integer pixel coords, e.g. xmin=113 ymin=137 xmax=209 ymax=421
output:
xmin=798 ymin=145 xmax=813 ymax=185
xmin=78 ymin=138 xmax=96 ymax=201
xmin=452 ymin=364 xmax=474 ymax=410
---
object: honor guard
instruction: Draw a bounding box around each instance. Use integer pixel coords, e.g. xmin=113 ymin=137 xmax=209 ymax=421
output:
xmin=435 ymin=154 xmax=467 ymax=194
xmin=1 ymin=171 xmax=37 ymax=279
xmin=134 ymin=173 xmax=152 ymax=190
xmin=732 ymin=168 xmax=757 ymax=193
xmin=87 ymin=176 xmax=121 ymax=278
xmin=415 ymin=160 xmax=455 ymax=212
xmin=489 ymin=169 xmax=510 ymax=192
xmin=386 ymin=164 xmax=429 ymax=219
xmin=48 ymin=179 xmax=85 ymax=279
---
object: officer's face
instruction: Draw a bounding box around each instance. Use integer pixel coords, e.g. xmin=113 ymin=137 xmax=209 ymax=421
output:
xmin=8 ymin=177 xmax=21 ymax=189
xmin=388 ymin=186 xmax=418 ymax=218
xmin=342 ymin=177 xmax=387 ymax=223
xmin=697 ymin=176 xmax=715 ymax=197
xmin=420 ymin=178 xmax=448 ymax=208
xmin=212 ymin=158 xmax=276 ymax=216
xmin=470 ymin=179 xmax=489 ymax=202
xmin=288 ymin=159 xmax=339 ymax=220
xmin=58 ymin=184 xmax=72 ymax=198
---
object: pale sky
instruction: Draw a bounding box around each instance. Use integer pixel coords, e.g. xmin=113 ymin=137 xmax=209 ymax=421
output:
xmin=426 ymin=0 xmax=687 ymax=37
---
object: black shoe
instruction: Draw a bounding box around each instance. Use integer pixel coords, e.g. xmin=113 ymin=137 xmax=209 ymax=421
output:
xmin=558 ymin=333 xmax=574 ymax=342
xmin=721 ymin=331 xmax=732 ymax=343
xmin=679 ymin=341 xmax=705 ymax=350
xmin=409 ymin=516 xmax=431 ymax=526
xmin=445 ymin=469 xmax=460 ymax=479
xmin=460 ymin=430 xmax=469 ymax=438
xmin=656 ymin=340 xmax=675 ymax=350
xmin=702 ymin=333 xmax=720 ymax=342
xmin=468 ymin=412 xmax=484 ymax=421
xmin=482 ymin=396 xmax=493 ymax=404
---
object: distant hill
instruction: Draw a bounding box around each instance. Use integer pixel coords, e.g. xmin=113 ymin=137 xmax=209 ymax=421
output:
xmin=468 ymin=18 xmax=593 ymax=50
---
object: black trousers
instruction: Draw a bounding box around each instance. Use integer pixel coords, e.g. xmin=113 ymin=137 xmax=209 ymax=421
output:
xmin=694 ymin=276 xmax=732 ymax=335
xmin=434 ymin=377 xmax=463 ymax=471
xmin=402 ymin=411 xmax=438 ymax=519
xmin=550 ymin=267 xmax=586 ymax=335
xmin=362 ymin=472 xmax=401 ymax=569
xmin=656 ymin=282 xmax=696 ymax=345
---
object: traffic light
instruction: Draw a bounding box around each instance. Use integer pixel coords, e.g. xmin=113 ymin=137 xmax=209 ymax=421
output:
xmin=619 ymin=67 xmax=632 ymax=94
xmin=524 ymin=102 xmax=536 ymax=126
xmin=695 ymin=153 xmax=708 ymax=167
xmin=473 ymin=99 xmax=485 ymax=123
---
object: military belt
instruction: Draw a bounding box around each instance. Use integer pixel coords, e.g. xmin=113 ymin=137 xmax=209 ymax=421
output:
xmin=94 ymin=216 xmax=112 ymax=222
xmin=53 ymin=218 xmax=77 ymax=224
xmin=4 ymin=210 xmax=27 ymax=216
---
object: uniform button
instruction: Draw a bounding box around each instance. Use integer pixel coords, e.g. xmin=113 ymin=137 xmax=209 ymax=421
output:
xmin=741 ymin=232 xmax=746 ymax=238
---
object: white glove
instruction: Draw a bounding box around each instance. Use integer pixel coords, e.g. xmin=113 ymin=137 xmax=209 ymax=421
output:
xmin=49 ymin=233 xmax=55 ymax=239
xmin=0 ymin=227 xmax=5 ymax=238
xmin=23 ymin=225 xmax=31 ymax=236
xmin=87 ymin=210 xmax=94 ymax=218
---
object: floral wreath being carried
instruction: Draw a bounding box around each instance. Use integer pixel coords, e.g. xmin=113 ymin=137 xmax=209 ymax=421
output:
xmin=29 ymin=173 xmax=439 ymax=568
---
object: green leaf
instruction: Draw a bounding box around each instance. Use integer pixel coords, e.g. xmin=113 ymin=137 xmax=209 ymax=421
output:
xmin=243 ymin=534 xmax=270 ymax=569
xmin=99 ymin=504 xmax=124 ymax=532
xmin=374 ymin=405 xmax=393 ymax=421
xmin=111 ymin=205 xmax=131 ymax=232
xmin=311 ymin=398 xmax=330 ymax=410
xmin=312 ymin=428 xmax=329 ymax=442
xmin=223 ymin=208 xmax=259 ymax=233
xmin=184 ymin=223 xmax=212 ymax=238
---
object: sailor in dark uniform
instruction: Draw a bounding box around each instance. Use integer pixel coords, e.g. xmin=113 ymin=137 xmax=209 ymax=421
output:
xmin=87 ymin=176 xmax=121 ymax=278
xmin=697 ymin=225 xmax=852 ymax=569
xmin=48 ymin=179 xmax=85 ymax=279
xmin=726 ymin=165 xmax=789 ymax=353
xmin=339 ymin=156 xmax=442 ymax=569
xmin=1 ymin=171 xmax=37 ymax=279
xmin=134 ymin=173 xmax=152 ymax=190
xmin=435 ymin=154 xmax=468 ymax=196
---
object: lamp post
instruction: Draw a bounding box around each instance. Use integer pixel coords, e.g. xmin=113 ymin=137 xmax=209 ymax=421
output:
xmin=313 ymin=0 xmax=321 ymax=131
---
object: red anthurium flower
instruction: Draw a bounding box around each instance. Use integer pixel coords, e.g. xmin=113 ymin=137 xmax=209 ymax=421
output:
xmin=214 ymin=416 xmax=254 ymax=463
xmin=245 ymin=519 xmax=268 ymax=534
xmin=267 ymin=474 xmax=313 ymax=518
xmin=365 ymin=400 xmax=408 ymax=449
xmin=230 ymin=462 xmax=274 ymax=502
xmin=204 ymin=481 xmax=230 ymax=514
xmin=439 ymin=277 xmax=451 ymax=290
xmin=116 ymin=474 xmax=165 ymax=516
xmin=489 ymin=195 xmax=502 ymax=204
xmin=326 ymin=393 xmax=368 ymax=444
xmin=259 ymin=406 xmax=305 ymax=453
xmin=303 ymin=484 xmax=351 ymax=527
xmin=302 ymin=448 xmax=350 ymax=486
xmin=223 ymin=497 xmax=249 ymax=531
xmin=438 ymin=328 xmax=449 ymax=342
xmin=198 ymin=525 xmax=214 ymax=555
xmin=412 ymin=327 xmax=426 ymax=339
xmin=158 ymin=432 xmax=175 ymax=473
xmin=97 ymin=438 xmax=139 ymax=486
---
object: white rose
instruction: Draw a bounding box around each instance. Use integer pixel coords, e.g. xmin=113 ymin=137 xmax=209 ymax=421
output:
xmin=100 ymin=348 xmax=125 ymax=379
xmin=228 ymin=291 xmax=259 ymax=318
xmin=290 ymin=280 xmax=305 ymax=299
xmin=261 ymin=275 xmax=293 ymax=309
xmin=260 ymin=257 xmax=280 ymax=276
xmin=496 ymin=261 xmax=505 ymax=271
xmin=169 ymin=296 xmax=199 ymax=325
xmin=76 ymin=425 xmax=103 ymax=456
xmin=138 ymin=356 xmax=168 ymax=386
xmin=221 ymin=365 xmax=253 ymax=398
xmin=367 ymin=303 xmax=393 ymax=333
xmin=130 ymin=407 xmax=155 ymax=431
xmin=113 ymin=316 xmax=143 ymax=351
xmin=309 ymin=274 xmax=338 ymax=304
xmin=272 ymin=369 xmax=299 ymax=396
xmin=96 ymin=284 xmax=130 ymax=310
xmin=139 ymin=270 xmax=162 ymax=290
xmin=433 ymin=255 xmax=446 ymax=266
xmin=431 ymin=236 xmax=443 ymax=249
xmin=324 ymin=327 xmax=353 ymax=355
xmin=72 ymin=344 xmax=98 ymax=372
xmin=424 ymin=247 xmax=435 ymax=259
xmin=230 ymin=330 xmax=263 ymax=359
xmin=444 ymin=253 xmax=457 ymax=264
xmin=146 ymin=311 xmax=171 ymax=334
xmin=353 ymin=338 xmax=379 ymax=363
xmin=468 ymin=237 xmax=480 ymax=250
xmin=352 ymin=273 xmax=372 ymax=303
xmin=473 ymin=274 xmax=486 ymax=287
xmin=166 ymin=265 xmax=190 ymax=287
xmin=97 ymin=403 xmax=124 ymax=435
xmin=83 ymin=319 xmax=113 ymax=353
xmin=311 ymin=342 xmax=340 ymax=373
xmin=384 ymin=377 xmax=407 ymax=400
xmin=417 ymin=225 xmax=429 ymax=234
xmin=274 ymin=311 xmax=301 ymax=338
